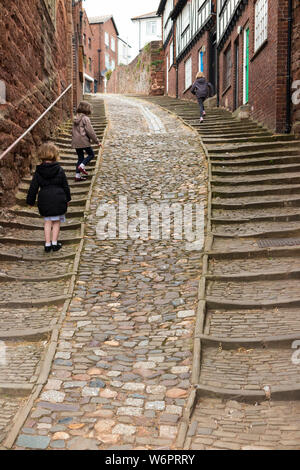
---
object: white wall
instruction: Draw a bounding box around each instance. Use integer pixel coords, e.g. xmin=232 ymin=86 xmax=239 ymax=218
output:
xmin=137 ymin=17 xmax=162 ymax=50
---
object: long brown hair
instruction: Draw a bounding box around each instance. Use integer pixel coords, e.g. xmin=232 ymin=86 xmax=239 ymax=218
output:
xmin=39 ymin=142 xmax=60 ymax=162
xmin=76 ymin=101 xmax=92 ymax=115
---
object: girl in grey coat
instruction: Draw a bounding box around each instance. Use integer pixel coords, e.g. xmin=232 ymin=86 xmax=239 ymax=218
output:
xmin=72 ymin=101 xmax=101 ymax=182
xmin=191 ymin=72 xmax=214 ymax=123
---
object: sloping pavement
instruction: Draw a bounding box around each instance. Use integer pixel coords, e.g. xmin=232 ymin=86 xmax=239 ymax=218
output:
xmin=0 ymin=96 xmax=107 ymax=448
xmin=140 ymin=95 xmax=300 ymax=450
xmin=11 ymin=95 xmax=207 ymax=450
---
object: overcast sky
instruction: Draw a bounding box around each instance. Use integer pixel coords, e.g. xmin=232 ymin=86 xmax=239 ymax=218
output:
xmin=84 ymin=0 xmax=160 ymax=60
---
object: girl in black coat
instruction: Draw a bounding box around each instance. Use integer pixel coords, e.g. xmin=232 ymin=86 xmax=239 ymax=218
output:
xmin=191 ymin=72 xmax=214 ymax=123
xmin=27 ymin=142 xmax=71 ymax=253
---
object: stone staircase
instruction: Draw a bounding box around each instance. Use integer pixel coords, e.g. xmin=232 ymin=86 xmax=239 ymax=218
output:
xmin=133 ymin=95 xmax=300 ymax=450
xmin=0 ymin=96 xmax=107 ymax=447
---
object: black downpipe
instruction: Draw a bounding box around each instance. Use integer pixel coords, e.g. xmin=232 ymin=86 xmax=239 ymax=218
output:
xmin=286 ymin=0 xmax=293 ymax=134
xmin=176 ymin=61 xmax=179 ymax=98
xmin=216 ymin=47 xmax=220 ymax=107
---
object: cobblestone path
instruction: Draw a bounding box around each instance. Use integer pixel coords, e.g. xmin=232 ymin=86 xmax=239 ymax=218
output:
xmin=12 ymin=95 xmax=207 ymax=450
xmin=0 ymin=97 xmax=107 ymax=448
xmin=137 ymin=96 xmax=300 ymax=450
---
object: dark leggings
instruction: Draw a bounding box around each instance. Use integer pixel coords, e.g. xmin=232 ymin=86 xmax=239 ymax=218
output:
xmin=197 ymin=98 xmax=205 ymax=117
xmin=75 ymin=147 xmax=95 ymax=173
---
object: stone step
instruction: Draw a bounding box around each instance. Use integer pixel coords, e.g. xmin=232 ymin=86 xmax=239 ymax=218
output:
xmin=16 ymin=193 xmax=87 ymax=208
xmin=0 ymin=278 xmax=70 ymax=304
xmin=0 ymin=243 xmax=77 ymax=260
xmin=0 ymin=398 xmax=26 ymax=445
xmin=203 ymin=134 xmax=272 ymax=144
xmin=210 ymin=148 xmax=300 ymax=161
xmin=212 ymin=183 xmax=300 ymax=197
xmin=203 ymin=134 xmax=294 ymax=145
xmin=211 ymin=154 xmax=300 ymax=167
xmin=208 ymin=141 xmax=300 ymax=154
xmin=0 ymin=306 xmax=60 ymax=335
xmin=0 ymin=216 xmax=81 ymax=231
xmin=205 ymin=306 xmax=300 ymax=340
xmin=212 ymin=193 xmax=300 ymax=209
xmin=10 ymin=206 xmax=85 ymax=219
xmin=199 ymin=344 xmax=300 ymax=394
xmin=189 ymin=397 xmax=300 ymax=449
xmin=0 ymin=340 xmax=46 ymax=396
xmin=212 ymin=172 xmax=300 ymax=186
xmin=212 ymin=206 xmax=300 ymax=221
xmin=212 ymin=220 xmax=300 ymax=238
xmin=206 ymin=277 xmax=300 ymax=307
xmin=208 ymin=253 xmax=300 ymax=278
xmin=212 ymin=162 xmax=300 ymax=175
xmin=0 ymin=257 xmax=74 ymax=279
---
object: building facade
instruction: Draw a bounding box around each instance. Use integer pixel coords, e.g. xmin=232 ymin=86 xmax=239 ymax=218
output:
xmin=131 ymin=12 xmax=162 ymax=52
xmin=159 ymin=0 xmax=299 ymax=135
xmin=82 ymin=9 xmax=96 ymax=93
xmin=89 ymin=15 xmax=119 ymax=93
xmin=292 ymin=0 xmax=300 ymax=136
xmin=217 ymin=0 xmax=293 ymax=133
xmin=118 ymin=38 xmax=132 ymax=66
xmin=0 ymin=0 xmax=74 ymax=205
xmin=158 ymin=0 xmax=217 ymax=101
xmin=72 ymin=0 xmax=84 ymax=110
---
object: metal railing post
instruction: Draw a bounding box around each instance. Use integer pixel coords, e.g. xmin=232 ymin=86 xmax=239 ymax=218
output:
xmin=0 ymin=84 xmax=72 ymax=162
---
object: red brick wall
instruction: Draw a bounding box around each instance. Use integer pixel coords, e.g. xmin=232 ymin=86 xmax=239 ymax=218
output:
xmin=292 ymin=0 xmax=300 ymax=136
xmin=0 ymin=0 xmax=73 ymax=205
xmin=82 ymin=9 xmax=95 ymax=88
xmin=163 ymin=0 xmax=217 ymax=101
xmin=219 ymin=0 xmax=289 ymax=133
xmin=164 ymin=33 xmax=177 ymax=98
xmin=90 ymin=19 xmax=118 ymax=93
xmin=107 ymin=41 xmax=164 ymax=96
xmin=72 ymin=0 xmax=84 ymax=111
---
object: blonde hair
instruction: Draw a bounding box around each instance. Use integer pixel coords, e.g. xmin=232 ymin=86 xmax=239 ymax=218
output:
xmin=196 ymin=71 xmax=205 ymax=79
xmin=39 ymin=142 xmax=60 ymax=162
xmin=77 ymin=101 xmax=92 ymax=115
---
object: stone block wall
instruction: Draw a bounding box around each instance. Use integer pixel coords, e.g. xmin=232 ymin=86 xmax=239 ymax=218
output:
xmin=107 ymin=41 xmax=164 ymax=96
xmin=0 ymin=0 xmax=73 ymax=206
xmin=292 ymin=0 xmax=300 ymax=136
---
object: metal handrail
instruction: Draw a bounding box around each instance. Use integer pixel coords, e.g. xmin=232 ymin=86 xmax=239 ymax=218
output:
xmin=0 ymin=83 xmax=72 ymax=161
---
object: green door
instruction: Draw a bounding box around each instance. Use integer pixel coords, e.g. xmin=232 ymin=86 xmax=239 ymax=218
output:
xmin=244 ymin=28 xmax=249 ymax=104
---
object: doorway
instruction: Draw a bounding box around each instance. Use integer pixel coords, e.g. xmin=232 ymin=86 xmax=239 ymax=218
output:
xmin=243 ymin=27 xmax=249 ymax=104
xmin=234 ymin=39 xmax=239 ymax=110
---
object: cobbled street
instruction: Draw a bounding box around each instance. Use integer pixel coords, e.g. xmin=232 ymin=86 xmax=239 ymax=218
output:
xmin=13 ymin=96 xmax=207 ymax=450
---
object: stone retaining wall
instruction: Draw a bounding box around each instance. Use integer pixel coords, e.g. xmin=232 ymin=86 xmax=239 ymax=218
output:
xmin=0 ymin=0 xmax=73 ymax=206
xmin=107 ymin=41 xmax=164 ymax=96
xmin=292 ymin=0 xmax=300 ymax=136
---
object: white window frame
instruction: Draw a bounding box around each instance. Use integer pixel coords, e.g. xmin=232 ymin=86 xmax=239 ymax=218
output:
xmin=146 ymin=21 xmax=157 ymax=35
xmin=111 ymin=37 xmax=115 ymax=52
xmin=105 ymin=53 xmax=110 ymax=69
xmin=255 ymin=0 xmax=268 ymax=51
xmin=169 ymin=41 xmax=173 ymax=67
xmin=163 ymin=0 xmax=174 ymax=42
xmin=185 ymin=56 xmax=192 ymax=90
xmin=182 ymin=3 xmax=190 ymax=32
xmin=105 ymin=32 xmax=109 ymax=47
xmin=166 ymin=55 xmax=169 ymax=94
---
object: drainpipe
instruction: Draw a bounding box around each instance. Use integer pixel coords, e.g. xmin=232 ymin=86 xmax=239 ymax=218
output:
xmin=216 ymin=47 xmax=220 ymax=107
xmin=176 ymin=60 xmax=179 ymax=99
xmin=285 ymin=0 xmax=293 ymax=134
